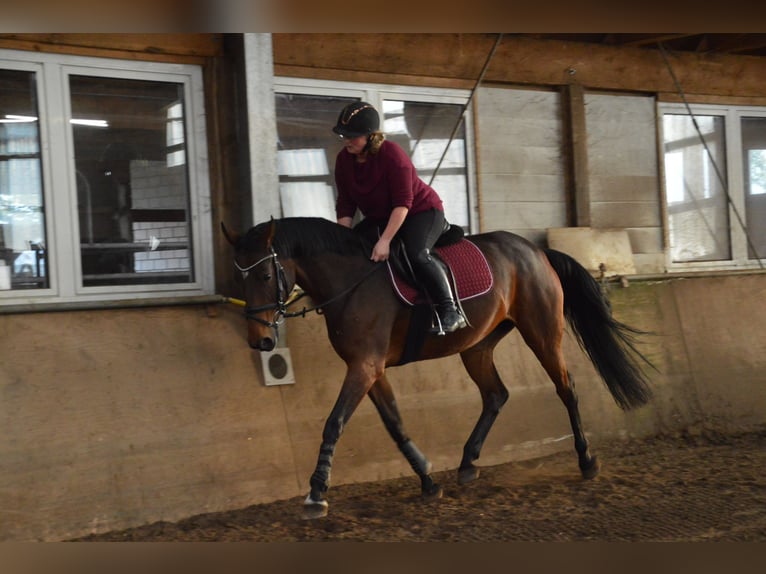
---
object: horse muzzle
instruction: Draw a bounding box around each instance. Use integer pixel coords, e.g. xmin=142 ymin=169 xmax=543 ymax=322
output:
xmin=248 ymin=321 xmax=278 ymax=351
xmin=249 ymin=335 xmax=277 ymax=352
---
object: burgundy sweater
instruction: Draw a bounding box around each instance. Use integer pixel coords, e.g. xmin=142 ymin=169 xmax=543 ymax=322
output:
xmin=334 ymin=140 xmax=443 ymax=224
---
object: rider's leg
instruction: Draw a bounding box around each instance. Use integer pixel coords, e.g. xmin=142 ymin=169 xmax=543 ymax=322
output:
xmin=399 ymin=210 xmax=467 ymax=335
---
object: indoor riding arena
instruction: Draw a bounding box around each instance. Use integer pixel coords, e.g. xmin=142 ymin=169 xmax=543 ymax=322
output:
xmin=1 ymin=33 xmax=765 ymax=543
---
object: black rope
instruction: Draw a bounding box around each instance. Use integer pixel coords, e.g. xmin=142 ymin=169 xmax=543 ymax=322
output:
xmin=427 ymin=33 xmax=503 ymax=187
xmin=658 ymin=42 xmax=764 ymax=268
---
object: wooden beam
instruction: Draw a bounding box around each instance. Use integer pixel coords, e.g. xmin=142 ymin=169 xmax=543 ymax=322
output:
xmin=0 ymin=34 xmax=223 ymax=64
xmin=272 ymin=34 xmax=766 ymax=100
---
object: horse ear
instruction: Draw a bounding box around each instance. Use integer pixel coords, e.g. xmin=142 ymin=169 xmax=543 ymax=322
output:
xmin=220 ymin=221 xmax=239 ymax=246
xmin=265 ymin=217 xmax=277 ymax=249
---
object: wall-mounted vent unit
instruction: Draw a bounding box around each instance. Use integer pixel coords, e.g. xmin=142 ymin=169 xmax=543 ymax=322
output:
xmin=259 ymin=347 xmax=296 ymax=386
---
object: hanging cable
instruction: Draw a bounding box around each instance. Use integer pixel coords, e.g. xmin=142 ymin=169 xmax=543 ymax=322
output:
xmin=427 ymin=33 xmax=503 ymax=187
xmin=658 ymin=42 xmax=764 ymax=268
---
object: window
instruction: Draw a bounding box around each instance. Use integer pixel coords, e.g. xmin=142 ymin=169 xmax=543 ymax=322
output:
xmin=0 ymin=69 xmax=46 ymax=291
xmin=661 ymin=103 xmax=766 ymax=268
xmin=273 ymin=78 xmax=477 ymax=232
xmin=0 ymin=50 xmax=212 ymax=306
xmin=742 ymin=117 xmax=766 ymax=260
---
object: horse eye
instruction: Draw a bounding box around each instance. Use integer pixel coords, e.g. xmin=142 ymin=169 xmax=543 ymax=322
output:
xmin=263 ymin=273 xmax=272 ymax=281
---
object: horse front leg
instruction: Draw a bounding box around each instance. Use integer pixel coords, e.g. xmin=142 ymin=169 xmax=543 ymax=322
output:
xmin=367 ymin=375 xmax=443 ymax=500
xmin=303 ymin=363 xmax=378 ymax=519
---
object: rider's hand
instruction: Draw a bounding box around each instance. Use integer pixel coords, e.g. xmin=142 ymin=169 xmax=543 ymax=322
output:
xmin=371 ymin=238 xmax=391 ymax=262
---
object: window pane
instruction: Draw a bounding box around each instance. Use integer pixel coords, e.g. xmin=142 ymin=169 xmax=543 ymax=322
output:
xmin=70 ymin=75 xmax=193 ymax=287
xmin=741 ymin=117 xmax=766 ymax=260
xmin=383 ymin=100 xmax=469 ymax=228
xmin=663 ymin=114 xmax=730 ymax=262
xmin=275 ymin=93 xmax=355 ymax=221
xmin=0 ymin=69 xmax=48 ymax=291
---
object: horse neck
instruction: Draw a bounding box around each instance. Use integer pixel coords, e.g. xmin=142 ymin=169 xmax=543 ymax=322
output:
xmin=290 ymin=252 xmax=372 ymax=302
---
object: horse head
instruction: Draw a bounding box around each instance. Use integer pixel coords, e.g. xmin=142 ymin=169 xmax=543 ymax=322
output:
xmin=222 ymin=219 xmax=292 ymax=352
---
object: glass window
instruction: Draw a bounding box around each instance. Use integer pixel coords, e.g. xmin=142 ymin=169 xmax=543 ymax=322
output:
xmin=382 ymin=99 xmax=469 ymax=228
xmin=273 ymin=80 xmax=476 ymax=232
xmin=741 ymin=117 xmax=766 ymax=260
xmin=662 ymin=113 xmax=730 ymax=262
xmin=275 ymin=93 xmax=355 ymax=222
xmin=0 ymin=69 xmax=48 ymax=291
xmin=0 ymin=50 xmax=212 ymax=307
xmin=70 ymin=75 xmax=193 ymax=287
xmin=661 ymin=104 xmax=766 ymax=269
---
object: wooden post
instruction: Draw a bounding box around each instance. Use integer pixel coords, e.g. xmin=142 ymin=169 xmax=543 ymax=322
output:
xmin=564 ymin=81 xmax=591 ymax=227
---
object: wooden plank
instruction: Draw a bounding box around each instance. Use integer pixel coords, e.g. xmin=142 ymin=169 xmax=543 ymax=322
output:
xmin=481 ymin=174 xmax=566 ymax=203
xmin=272 ymin=64 xmax=475 ymax=91
xmin=482 ymin=200 xmax=567 ymax=231
xmin=590 ymin=175 xmax=660 ymax=203
xmin=590 ymin=201 xmax=661 ymax=228
xmin=658 ymin=92 xmax=766 ymax=106
xmin=273 ymin=33 xmax=495 ymax=82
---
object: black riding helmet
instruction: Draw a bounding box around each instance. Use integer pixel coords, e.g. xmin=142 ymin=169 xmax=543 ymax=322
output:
xmin=332 ymin=101 xmax=380 ymax=138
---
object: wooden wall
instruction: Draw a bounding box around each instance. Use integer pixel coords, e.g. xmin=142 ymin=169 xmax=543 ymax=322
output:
xmin=270 ymin=33 xmax=766 ymax=274
xmin=271 ymin=34 xmax=766 ymax=103
xmin=474 ymin=86 xmax=567 ymax=245
xmin=2 ymin=275 xmax=766 ymax=541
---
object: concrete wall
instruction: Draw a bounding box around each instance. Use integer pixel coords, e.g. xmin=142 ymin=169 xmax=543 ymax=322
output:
xmin=1 ymin=272 xmax=765 ymax=541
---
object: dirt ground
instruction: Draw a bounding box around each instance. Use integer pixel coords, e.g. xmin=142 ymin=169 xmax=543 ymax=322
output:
xmin=73 ymin=428 xmax=766 ymax=542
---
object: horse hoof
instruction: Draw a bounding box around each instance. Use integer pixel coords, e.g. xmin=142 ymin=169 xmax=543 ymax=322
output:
xmin=302 ymin=495 xmax=329 ymax=520
xmin=423 ymin=485 xmax=443 ymax=502
xmin=458 ymin=466 xmax=480 ymax=485
xmin=580 ymin=456 xmax=601 ymax=480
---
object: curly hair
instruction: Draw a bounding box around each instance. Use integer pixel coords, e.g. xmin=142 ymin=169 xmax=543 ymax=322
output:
xmin=367 ymin=131 xmax=386 ymax=155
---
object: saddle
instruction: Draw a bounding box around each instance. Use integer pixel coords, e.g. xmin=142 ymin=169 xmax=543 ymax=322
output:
xmin=386 ymin=226 xmax=494 ymax=306
xmin=352 ymin=219 xmax=493 ymax=365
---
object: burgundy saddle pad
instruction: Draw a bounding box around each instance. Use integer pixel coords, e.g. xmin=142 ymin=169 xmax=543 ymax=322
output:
xmin=386 ymin=239 xmax=493 ymax=306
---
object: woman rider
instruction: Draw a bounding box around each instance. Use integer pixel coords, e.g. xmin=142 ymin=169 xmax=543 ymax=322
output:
xmin=332 ymin=100 xmax=467 ymax=334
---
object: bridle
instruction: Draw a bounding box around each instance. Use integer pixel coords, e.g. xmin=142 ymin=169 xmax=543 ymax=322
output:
xmin=234 ymin=248 xmax=294 ymax=329
xmin=234 ymin=248 xmax=383 ymax=329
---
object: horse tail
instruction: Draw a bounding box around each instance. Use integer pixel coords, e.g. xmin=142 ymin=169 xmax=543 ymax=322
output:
xmin=543 ymin=248 xmax=654 ymax=410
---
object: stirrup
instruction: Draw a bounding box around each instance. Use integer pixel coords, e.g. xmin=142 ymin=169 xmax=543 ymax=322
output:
xmin=429 ymin=308 xmax=467 ymax=335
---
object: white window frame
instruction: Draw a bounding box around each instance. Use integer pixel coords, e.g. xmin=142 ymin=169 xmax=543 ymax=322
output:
xmin=0 ymin=49 xmax=213 ymax=307
xmin=659 ymin=101 xmax=766 ymax=272
xmin=273 ymin=77 xmax=479 ymax=233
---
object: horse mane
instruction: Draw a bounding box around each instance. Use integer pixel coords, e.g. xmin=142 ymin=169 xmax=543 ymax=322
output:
xmin=241 ymin=217 xmax=372 ymax=260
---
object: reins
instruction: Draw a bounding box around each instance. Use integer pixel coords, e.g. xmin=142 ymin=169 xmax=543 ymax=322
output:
xmin=232 ymin=250 xmax=384 ymax=327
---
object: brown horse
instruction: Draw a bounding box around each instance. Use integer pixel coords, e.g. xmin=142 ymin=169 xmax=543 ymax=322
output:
xmin=222 ymin=217 xmax=653 ymax=519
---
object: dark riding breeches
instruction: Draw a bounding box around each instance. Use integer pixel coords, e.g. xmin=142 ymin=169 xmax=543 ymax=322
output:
xmin=396 ymin=209 xmax=446 ymax=274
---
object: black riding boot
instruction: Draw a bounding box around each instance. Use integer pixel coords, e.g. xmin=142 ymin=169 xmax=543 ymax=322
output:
xmin=416 ymin=255 xmax=467 ymax=335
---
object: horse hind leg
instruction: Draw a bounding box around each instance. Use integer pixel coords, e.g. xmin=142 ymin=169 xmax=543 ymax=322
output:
xmin=560 ymin=369 xmax=600 ymax=479
xmin=524 ymin=333 xmax=600 ymax=479
xmin=367 ymin=375 xmax=443 ymax=500
xmin=457 ymin=345 xmax=510 ymax=484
